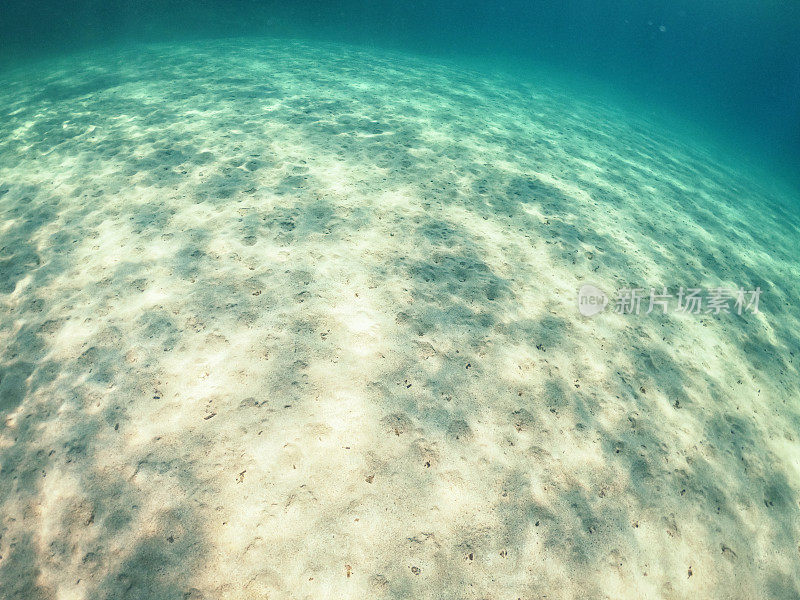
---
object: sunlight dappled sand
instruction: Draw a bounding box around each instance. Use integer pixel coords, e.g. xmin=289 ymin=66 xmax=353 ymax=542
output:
xmin=1 ymin=39 xmax=799 ymax=599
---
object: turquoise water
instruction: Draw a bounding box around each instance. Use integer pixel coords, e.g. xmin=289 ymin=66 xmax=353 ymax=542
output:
xmin=2 ymin=1 xmax=799 ymax=185
xmin=0 ymin=5 xmax=799 ymax=600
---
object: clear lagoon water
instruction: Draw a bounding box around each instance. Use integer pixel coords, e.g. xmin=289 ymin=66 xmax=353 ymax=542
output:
xmin=0 ymin=3 xmax=799 ymax=599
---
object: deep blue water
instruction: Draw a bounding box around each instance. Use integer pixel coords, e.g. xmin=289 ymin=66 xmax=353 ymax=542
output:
xmin=1 ymin=0 xmax=799 ymax=188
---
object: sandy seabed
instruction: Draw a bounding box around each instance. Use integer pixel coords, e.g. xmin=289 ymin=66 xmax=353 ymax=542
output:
xmin=1 ymin=39 xmax=799 ymax=600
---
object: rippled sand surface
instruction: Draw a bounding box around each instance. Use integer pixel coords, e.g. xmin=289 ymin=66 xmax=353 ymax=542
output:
xmin=1 ymin=39 xmax=799 ymax=599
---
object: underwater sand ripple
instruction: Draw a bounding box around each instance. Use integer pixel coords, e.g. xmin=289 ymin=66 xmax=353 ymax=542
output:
xmin=0 ymin=39 xmax=799 ymax=599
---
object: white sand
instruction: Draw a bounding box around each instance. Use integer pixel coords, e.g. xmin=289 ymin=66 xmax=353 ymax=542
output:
xmin=0 ymin=39 xmax=799 ymax=599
